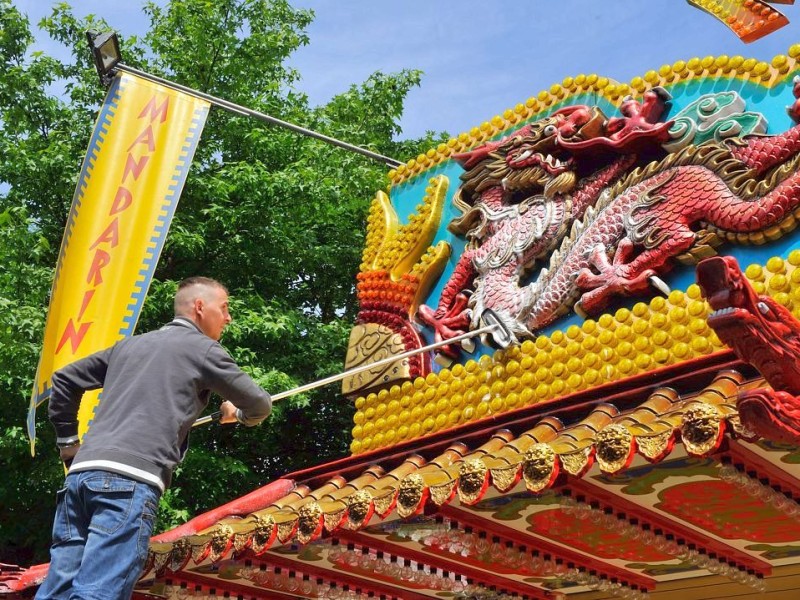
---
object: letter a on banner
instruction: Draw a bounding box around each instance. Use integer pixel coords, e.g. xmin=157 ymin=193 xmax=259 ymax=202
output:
xmin=28 ymin=72 xmax=210 ymax=454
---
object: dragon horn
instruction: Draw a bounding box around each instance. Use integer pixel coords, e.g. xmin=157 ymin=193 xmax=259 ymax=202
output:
xmin=650 ymin=86 xmax=672 ymax=102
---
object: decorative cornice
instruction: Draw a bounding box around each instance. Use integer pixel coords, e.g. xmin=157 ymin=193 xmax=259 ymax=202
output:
xmin=146 ymin=369 xmax=763 ymax=571
xmin=388 ymin=45 xmax=800 ymax=187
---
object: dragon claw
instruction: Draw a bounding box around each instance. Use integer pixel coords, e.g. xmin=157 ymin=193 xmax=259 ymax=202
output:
xmin=573 ymin=301 xmax=589 ymax=319
xmin=574 ymin=239 xmax=664 ymax=315
xmin=417 ymin=294 xmax=474 ymax=359
xmin=616 ymin=237 xmax=636 ymax=263
xmin=649 ymin=275 xmax=671 ymax=297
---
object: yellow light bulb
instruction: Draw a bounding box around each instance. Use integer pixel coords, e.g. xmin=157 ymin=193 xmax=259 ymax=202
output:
xmin=653 ymin=348 xmax=671 ymax=364
xmin=435 ymin=413 xmax=447 ymax=430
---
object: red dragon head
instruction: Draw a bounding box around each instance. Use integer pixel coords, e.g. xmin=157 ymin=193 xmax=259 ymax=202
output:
xmin=697 ymin=255 xmax=800 ymax=444
xmin=452 ymin=90 xmax=673 ymax=206
xmin=452 ymin=105 xmax=607 ymax=203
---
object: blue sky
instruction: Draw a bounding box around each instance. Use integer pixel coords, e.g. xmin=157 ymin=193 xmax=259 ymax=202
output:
xmin=13 ymin=1 xmax=800 ymax=140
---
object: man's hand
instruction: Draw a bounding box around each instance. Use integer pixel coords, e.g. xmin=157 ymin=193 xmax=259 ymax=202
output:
xmin=218 ymin=400 xmax=239 ymax=425
xmin=59 ymin=443 xmax=80 ymax=465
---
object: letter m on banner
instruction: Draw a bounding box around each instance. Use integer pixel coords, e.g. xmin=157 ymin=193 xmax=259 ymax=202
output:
xmin=27 ymin=72 xmax=210 ymax=454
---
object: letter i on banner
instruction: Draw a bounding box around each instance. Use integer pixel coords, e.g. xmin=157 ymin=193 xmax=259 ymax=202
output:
xmin=27 ymin=72 xmax=210 ymax=454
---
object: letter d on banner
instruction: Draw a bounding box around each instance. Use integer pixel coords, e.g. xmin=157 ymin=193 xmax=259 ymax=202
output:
xmin=28 ymin=72 xmax=210 ymax=454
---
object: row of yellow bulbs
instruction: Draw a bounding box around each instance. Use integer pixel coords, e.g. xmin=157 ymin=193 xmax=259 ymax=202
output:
xmin=350 ymin=250 xmax=800 ymax=455
xmin=387 ymin=46 xmax=800 ymax=187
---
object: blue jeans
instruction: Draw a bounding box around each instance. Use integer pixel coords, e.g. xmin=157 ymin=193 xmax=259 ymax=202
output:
xmin=35 ymin=471 xmax=161 ymax=600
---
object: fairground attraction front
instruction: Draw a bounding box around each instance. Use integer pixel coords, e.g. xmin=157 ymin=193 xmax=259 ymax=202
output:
xmin=7 ymin=27 xmax=800 ymax=600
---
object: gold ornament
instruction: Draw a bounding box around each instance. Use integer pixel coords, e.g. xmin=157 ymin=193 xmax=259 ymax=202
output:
xmin=324 ymin=508 xmax=346 ymax=533
xmin=277 ymin=519 xmax=298 ymax=544
xmin=372 ymin=490 xmax=396 ymax=518
xmin=250 ymin=514 xmax=276 ymax=554
xmin=346 ymin=178 xmax=450 ymax=398
xmin=595 ymin=424 xmax=634 ymax=473
xmin=560 ymin=447 xmax=592 ymax=476
xmin=490 ymin=465 xmax=520 ymax=492
xmin=297 ymin=502 xmax=324 ymax=544
xmin=152 ymin=550 xmax=171 ymax=574
xmin=522 ymin=444 xmax=557 ymax=492
xmin=458 ymin=459 xmax=489 ymax=504
xmin=397 ymin=474 xmax=426 ymax=517
xmin=167 ymin=537 xmax=191 ymax=572
xmin=636 ymin=431 xmax=674 ymax=460
xmin=208 ymin=524 xmax=234 ymax=562
xmin=727 ymin=413 xmax=758 ymax=440
xmin=682 ymin=402 xmax=723 ymax=455
xmin=429 ymin=479 xmax=458 ymax=505
xmin=346 ymin=489 xmax=373 ymax=528
xmin=342 ymin=324 xmax=410 ymax=395
xmin=233 ymin=531 xmax=250 ymax=554
xmin=190 ymin=537 xmax=207 ymax=563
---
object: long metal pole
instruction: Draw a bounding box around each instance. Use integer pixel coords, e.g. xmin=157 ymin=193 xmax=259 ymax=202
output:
xmin=114 ymin=63 xmax=403 ymax=168
xmin=192 ymin=322 xmax=499 ymax=427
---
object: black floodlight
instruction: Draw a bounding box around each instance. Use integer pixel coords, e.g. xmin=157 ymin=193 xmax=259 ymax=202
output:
xmin=86 ymin=30 xmax=121 ymax=86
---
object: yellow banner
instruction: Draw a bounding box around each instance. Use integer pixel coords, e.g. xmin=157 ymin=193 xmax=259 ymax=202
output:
xmin=28 ymin=72 xmax=210 ymax=453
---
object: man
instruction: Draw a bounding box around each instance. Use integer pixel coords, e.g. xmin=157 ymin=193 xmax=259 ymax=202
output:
xmin=36 ymin=277 xmax=272 ymax=600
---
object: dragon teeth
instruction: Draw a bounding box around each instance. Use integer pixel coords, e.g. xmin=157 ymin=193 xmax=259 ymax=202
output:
xmin=541 ymin=155 xmax=563 ymax=169
xmin=516 ymin=149 xmax=532 ymax=162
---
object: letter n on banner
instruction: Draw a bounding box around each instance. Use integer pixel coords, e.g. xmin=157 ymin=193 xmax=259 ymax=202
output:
xmin=27 ymin=73 xmax=210 ymax=454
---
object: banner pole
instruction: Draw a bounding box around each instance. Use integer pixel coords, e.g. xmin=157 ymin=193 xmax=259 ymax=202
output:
xmin=193 ymin=309 xmax=514 ymax=427
xmin=114 ymin=64 xmax=403 ymax=168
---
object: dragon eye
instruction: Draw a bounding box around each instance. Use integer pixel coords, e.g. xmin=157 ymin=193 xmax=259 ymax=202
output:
xmin=544 ymin=124 xmax=557 ymax=136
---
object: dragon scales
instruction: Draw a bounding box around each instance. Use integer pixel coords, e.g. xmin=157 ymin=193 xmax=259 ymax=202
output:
xmin=527 ymin=123 xmax=800 ymax=331
xmin=420 ymin=84 xmax=800 ymax=349
xmin=418 ymin=89 xmax=673 ymax=353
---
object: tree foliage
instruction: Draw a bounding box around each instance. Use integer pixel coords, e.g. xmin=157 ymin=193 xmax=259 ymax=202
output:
xmin=0 ymin=0 xmax=439 ymax=564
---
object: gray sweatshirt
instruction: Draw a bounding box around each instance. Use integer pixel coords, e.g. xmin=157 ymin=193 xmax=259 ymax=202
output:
xmin=48 ymin=317 xmax=271 ymax=491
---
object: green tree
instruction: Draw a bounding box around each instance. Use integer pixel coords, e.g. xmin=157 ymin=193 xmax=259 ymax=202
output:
xmin=0 ymin=0 xmax=440 ymax=564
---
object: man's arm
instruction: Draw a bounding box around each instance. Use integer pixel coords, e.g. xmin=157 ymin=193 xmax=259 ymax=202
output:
xmin=48 ymin=348 xmax=112 ymax=449
xmin=204 ymin=344 xmax=271 ymax=426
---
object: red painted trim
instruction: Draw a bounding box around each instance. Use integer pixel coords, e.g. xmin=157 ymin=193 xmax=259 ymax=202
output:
xmin=160 ymin=570 xmax=299 ymax=599
xmin=152 ymin=478 xmax=296 ymax=543
xmin=338 ymin=530 xmax=554 ymax=600
xmin=565 ymin=478 xmax=772 ymax=575
xmin=252 ymin=551 xmax=432 ymax=600
xmin=288 ymin=352 xmax=752 ymax=489
xmin=0 ymin=563 xmax=48 ymax=592
xmin=721 ymin=439 xmax=800 ymax=499
xmin=438 ymin=504 xmax=655 ymax=591
xmin=0 ymin=482 xmax=298 ymax=594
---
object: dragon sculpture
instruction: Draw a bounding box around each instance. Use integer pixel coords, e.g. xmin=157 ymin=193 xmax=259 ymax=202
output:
xmin=696 ymin=255 xmax=800 ymax=444
xmin=418 ymin=89 xmax=674 ymax=354
xmin=420 ymin=82 xmax=800 ymax=351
